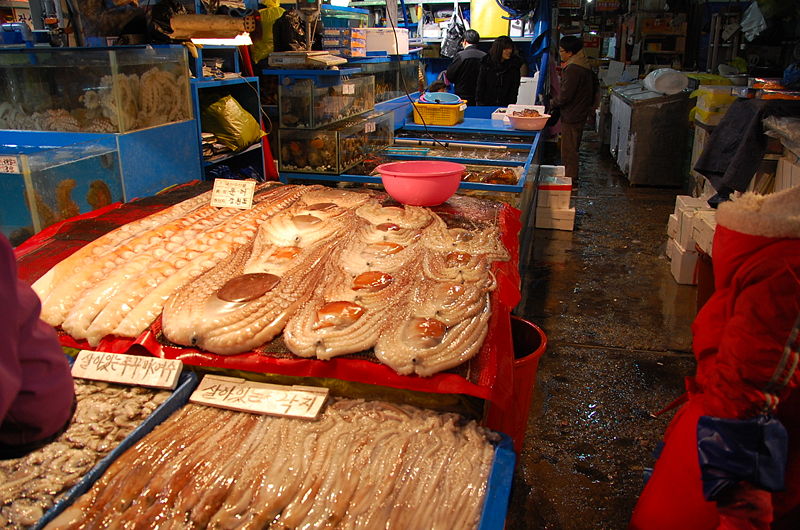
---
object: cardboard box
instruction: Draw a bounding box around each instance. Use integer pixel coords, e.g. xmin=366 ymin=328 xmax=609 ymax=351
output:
xmin=538 ymin=176 xmax=572 ymax=209
xmin=365 ymin=28 xmax=409 ymax=55
xmin=535 ymin=206 xmax=575 ymax=231
xmin=667 ymin=213 xmax=678 ymax=240
xmin=670 ymin=240 xmax=699 ymax=285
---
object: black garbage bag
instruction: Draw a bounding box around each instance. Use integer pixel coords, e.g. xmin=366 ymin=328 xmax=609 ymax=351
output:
xmin=440 ymin=9 xmax=466 ymax=58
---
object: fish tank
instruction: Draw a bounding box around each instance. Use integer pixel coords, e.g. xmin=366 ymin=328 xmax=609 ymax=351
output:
xmin=0 ymin=46 xmax=192 ymax=133
xmin=279 ymin=111 xmax=393 ymax=174
xmin=355 ymin=59 xmax=421 ymax=102
xmin=0 ymin=137 xmax=122 ymax=246
xmin=278 ymin=76 xmax=375 ymax=129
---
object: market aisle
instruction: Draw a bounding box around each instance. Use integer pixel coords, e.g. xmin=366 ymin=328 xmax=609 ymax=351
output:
xmin=507 ymin=133 xmax=699 ymax=529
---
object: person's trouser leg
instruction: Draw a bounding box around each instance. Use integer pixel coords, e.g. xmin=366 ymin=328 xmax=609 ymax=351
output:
xmin=560 ymin=121 xmax=583 ymax=179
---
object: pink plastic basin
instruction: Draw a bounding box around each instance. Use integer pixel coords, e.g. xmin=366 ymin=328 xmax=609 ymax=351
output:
xmin=376 ymin=161 xmax=465 ymax=206
xmin=507 ymin=114 xmax=551 ymax=131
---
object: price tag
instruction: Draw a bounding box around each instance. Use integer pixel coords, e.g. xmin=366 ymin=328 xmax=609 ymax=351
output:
xmin=343 ymin=83 xmax=355 ymax=95
xmin=190 ymin=375 xmax=329 ymax=419
xmin=72 ymin=350 xmax=183 ymax=390
xmin=211 ymin=178 xmax=256 ymax=209
xmin=0 ymin=156 xmax=20 ymax=174
xmin=364 ymin=121 xmax=376 ymax=134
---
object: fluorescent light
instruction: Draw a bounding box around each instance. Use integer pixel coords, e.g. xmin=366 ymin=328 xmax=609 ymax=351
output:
xmin=191 ymin=33 xmax=253 ymax=46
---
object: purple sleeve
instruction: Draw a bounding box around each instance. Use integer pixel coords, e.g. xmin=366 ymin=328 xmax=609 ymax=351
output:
xmin=0 ymin=234 xmax=74 ymax=447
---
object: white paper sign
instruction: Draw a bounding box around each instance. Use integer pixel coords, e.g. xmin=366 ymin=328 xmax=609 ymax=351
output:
xmin=211 ymin=178 xmax=256 ymax=209
xmin=72 ymin=350 xmax=183 ymax=390
xmin=190 ymin=375 xmax=329 ymax=419
xmin=0 ymin=156 xmax=20 ymax=174
xmin=343 ymin=83 xmax=355 ymax=95
xmin=365 ymin=121 xmax=376 ymax=133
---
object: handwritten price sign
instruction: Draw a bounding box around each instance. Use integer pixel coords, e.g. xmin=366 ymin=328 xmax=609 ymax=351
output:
xmin=0 ymin=156 xmax=20 ymax=174
xmin=190 ymin=375 xmax=329 ymax=419
xmin=72 ymin=351 xmax=183 ymax=389
xmin=211 ymin=178 xmax=256 ymax=209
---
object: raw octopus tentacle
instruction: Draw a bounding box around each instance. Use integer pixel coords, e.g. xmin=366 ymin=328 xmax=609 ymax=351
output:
xmin=80 ymin=186 xmax=307 ymax=344
xmin=59 ymin=205 xmax=241 ymax=339
xmin=33 ymin=190 xmax=213 ymax=305
xmin=36 ymin=193 xmax=216 ymax=326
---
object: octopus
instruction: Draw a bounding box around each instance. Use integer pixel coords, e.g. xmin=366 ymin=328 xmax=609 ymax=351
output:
xmin=46 ymin=399 xmax=497 ymax=530
xmin=0 ymin=381 xmax=168 ymax=529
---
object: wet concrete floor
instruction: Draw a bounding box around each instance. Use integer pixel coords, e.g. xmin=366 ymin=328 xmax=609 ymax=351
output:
xmin=506 ymin=132 xmax=699 ymax=529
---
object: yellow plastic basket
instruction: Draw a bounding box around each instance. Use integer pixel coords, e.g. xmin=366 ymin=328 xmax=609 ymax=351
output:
xmin=412 ymin=101 xmax=466 ymax=126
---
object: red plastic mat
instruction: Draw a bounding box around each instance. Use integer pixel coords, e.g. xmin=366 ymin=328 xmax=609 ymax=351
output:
xmin=16 ymin=183 xmax=522 ymax=430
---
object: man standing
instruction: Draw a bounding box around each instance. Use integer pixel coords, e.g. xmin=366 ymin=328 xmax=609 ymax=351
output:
xmin=445 ymin=29 xmax=485 ymax=106
xmin=555 ymin=35 xmax=598 ymax=179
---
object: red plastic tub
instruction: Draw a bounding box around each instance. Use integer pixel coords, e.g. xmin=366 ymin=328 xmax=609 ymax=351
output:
xmin=509 ymin=315 xmax=547 ymax=453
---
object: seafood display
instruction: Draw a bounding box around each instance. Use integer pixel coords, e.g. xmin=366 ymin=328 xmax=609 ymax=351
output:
xmin=511 ymin=108 xmax=542 ymax=117
xmin=47 ymin=399 xmax=497 ymax=529
xmin=462 ymin=166 xmax=523 ymax=185
xmin=279 ymin=77 xmax=375 ymax=129
xmin=279 ymin=112 xmax=394 ymax=174
xmin=34 ymin=185 xmax=508 ymax=376
xmin=0 ymin=47 xmax=191 ymax=133
xmin=0 ymin=381 xmax=168 ymax=529
xmin=164 ymin=191 xmax=506 ymax=375
xmin=33 ymin=184 xmax=308 ymax=345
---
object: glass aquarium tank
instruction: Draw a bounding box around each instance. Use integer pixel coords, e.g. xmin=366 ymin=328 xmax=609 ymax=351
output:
xmin=278 ymin=76 xmax=375 ymax=129
xmin=0 ymin=137 xmax=122 ymax=246
xmin=279 ymin=111 xmax=393 ymax=174
xmin=0 ymin=46 xmax=192 ymax=133
xmin=356 ymin=59 xmax=421 ymax=102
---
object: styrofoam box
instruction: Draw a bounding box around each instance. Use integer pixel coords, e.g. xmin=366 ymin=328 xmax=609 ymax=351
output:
xmin=491 ymin=108 xmax=508 ymax=121
xmin=670 ymin=240 xmax=699 ymax=285
xmin=535 ymin=206 xmax=575 ymax=231
xmin=667 ymin=213 xmax=678 ymax=239
xmin=365 ymin=28 xmax=409 ymax=55
xmin=674 ymin=195 xmax=708 ymax=216
xmin=538 ymin=176 xmax=572 ymax=209
xmin=539 ymin=165 xmax=566 ymax=178
xmin=666 ymin=237 xmax=678 ymax=260
xmin=692 ymin=210 xmax=717 ymax=257
xmin=678 ymin=209 xmax=699 ymax=250
xmin=777 ymin=157 xmax=800 ymax=192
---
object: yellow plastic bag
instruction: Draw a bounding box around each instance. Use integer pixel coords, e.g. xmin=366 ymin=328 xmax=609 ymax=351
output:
xmin=201 ymin=95 xmax=265 ymax=152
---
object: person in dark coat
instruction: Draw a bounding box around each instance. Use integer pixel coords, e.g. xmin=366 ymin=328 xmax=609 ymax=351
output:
xmin=554 ymin=35 xmax=598 ymax=179
xmin=475 ymin=36 xmax=524 ymax=107
xmin=445 ymin=29 xmax=486 ymax=106
xmin=0 ymin=234 xmax=75 ymax=460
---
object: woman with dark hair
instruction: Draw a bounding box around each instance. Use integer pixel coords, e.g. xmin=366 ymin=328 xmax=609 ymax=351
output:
xmin=475 ymin=36 xmax=524 ymax=106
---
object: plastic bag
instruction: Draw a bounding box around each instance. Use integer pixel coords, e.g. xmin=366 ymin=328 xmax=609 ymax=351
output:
xmin=697 ymin=414 xmax=788 ymax=501
xmin=763 ymin=116 xmax=800 ymax=153
xmin=741 ymin=1 xmax=767 ymax=42
xmin=440 ymin=5 xmax=466 ymax=58
xmin=201 ymin=95 xmax=265 ymax=152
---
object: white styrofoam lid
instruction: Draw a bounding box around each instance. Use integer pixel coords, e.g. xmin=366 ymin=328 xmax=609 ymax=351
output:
xmin=643 ymin=68 xmax=689 ymax=95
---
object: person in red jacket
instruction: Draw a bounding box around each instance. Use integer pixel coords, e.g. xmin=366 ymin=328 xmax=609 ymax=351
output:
xmin=631 ymin=186 xmax=800 ymax=529
xmin=0 ymin=234 xmax=75 ymax=459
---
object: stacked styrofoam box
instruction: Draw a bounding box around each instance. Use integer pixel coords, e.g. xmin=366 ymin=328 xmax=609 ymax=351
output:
xmin=775 ymin=156 xmax=800 ymax=192
xmin=692 ymin=210 xmax=717 ymax=257
xmin=666 ymin=195 xmax=713 ymax=284
xmin=323 ymin=28 xmax=367 ymax=57
xmin=536 ymin=165 xmax=574 ymax=231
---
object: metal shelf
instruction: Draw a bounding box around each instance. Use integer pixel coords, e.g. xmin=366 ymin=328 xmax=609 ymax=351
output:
xmin=203 ymin=142 xmax=263 ymax=167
